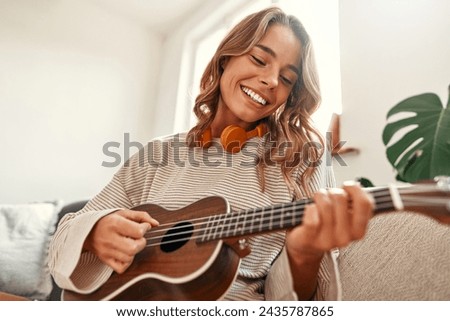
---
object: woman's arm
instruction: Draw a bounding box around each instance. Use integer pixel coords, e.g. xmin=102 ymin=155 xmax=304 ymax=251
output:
xmin=49 ymin=143 xmax=160 ymax=293
xmin=286 ymin=183 xmax=374 ymax=300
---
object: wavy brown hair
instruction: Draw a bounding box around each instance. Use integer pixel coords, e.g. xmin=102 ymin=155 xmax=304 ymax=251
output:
xmin=186 ymin=7 xmax=324 ymax=199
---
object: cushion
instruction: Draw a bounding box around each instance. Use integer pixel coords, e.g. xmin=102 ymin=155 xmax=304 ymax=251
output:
xmin=338 ymin=211 xmax=450 ymax=300
xmin=0 ymin=201 xmax=62 ymax=300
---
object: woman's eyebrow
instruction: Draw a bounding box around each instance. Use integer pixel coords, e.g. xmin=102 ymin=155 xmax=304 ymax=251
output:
xmin=255 ymin=44 xmax=299 ymax=75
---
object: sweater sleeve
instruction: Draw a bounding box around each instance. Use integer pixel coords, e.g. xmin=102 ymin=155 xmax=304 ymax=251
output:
xmin=48 ymin=143 xmax=157 ymax=294
xmin=264 ymin=248 xmax=341 ymax=300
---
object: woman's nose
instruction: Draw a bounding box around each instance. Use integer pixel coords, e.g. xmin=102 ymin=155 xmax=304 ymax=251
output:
xmin=259 ymin=68 xmax=278 ymax=89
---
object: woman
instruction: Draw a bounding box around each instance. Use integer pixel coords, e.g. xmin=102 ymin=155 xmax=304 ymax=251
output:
xmin=49 ymin=7 xmax=373 ymax=301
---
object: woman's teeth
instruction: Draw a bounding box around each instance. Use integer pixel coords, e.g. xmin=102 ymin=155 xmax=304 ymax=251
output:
xmin=241 ymin=86 xmax=267 ymax=105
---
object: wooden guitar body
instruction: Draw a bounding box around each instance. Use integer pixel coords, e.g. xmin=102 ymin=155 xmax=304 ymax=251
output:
xmin=63 ymin=196 xmax=244 ymax=301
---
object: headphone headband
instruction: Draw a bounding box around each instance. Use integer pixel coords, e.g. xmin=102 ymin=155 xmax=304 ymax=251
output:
xmin=200 ymin=123 xmax=266 ymax=153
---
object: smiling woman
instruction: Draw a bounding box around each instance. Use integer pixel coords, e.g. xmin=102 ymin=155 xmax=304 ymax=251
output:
xmin=186 ymin=8 xmax=322 ymax=199
xmin=1 ymin=0 xmax=449 ymax=309
xmin=48 ymin=6 xmax=374 ymax=302
xmin=181 ymin=0 xmax=342 ymax=137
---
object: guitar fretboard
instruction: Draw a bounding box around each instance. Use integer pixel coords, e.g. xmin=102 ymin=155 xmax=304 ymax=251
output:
xmin=198 ymin=186 xmax=396 ymax=243
xmin=199 ymin=199 xmax=312 ymax=243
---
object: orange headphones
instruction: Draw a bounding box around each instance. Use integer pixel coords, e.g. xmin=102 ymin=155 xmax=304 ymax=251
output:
xmin=200 ymin=123 xmax=267 ymax=153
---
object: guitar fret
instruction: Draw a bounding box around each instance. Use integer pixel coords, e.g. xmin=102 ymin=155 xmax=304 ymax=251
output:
xmin=273 ymin=205 xmax=281 ymax=229
xmin=289 ymin=202 xmax=297 ymax=227
xmin=280 ymin=204 xmax=292 ymax=228
xmin=294 ymin=206 xmax=302 ymax=226
xmin=209 ymin=214 xmax=222 ymax=242
xmin=221 ymin=211 xmax=231 ymax=238
xmin=268 ymin=205 xmax=274 ymax=231
xmin=256 ymin=208 xmax=264 ymax=232
xmin=262 ymin=206 xmax=272 ymax=232
xmin=292 ymin=203 xmax=297 ymax=226
xmin=237 ymin=210 xmax=246 ymax=236
xmin=244 ymin=208 xmax=254 ymax=235
xmin=200 ymin=216 xmax=210 ymax=242
xmin=217 ymin=211 xmax=229 ymax=239
xmin=228 ymin=211 xmax=239 ymax=238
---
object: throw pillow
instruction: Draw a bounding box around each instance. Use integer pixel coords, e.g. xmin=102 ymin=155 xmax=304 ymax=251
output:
xmin=0 ymin=201 xmax=62 ymax=300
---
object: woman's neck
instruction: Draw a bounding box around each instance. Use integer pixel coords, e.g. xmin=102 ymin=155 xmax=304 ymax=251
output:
xmin=210 ymin=105 xmax=254 ymax=137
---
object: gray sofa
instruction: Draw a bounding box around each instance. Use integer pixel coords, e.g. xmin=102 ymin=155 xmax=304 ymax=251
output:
xmin=0 ymin=200 xmax=87 ymax=301
xmin=338 ymin=211 xmax=450 ymax=300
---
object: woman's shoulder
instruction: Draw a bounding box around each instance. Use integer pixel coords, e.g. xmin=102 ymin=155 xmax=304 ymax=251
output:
xmin=149 ymin=132 xmax=188 ymax=144
xmin=121 ymin=132 xmax=188 ymax=168
xmin=143 ymin=132 xmax=188 ymax=153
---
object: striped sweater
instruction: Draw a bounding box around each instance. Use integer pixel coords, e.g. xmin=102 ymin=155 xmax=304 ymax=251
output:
xmin=49 ymin=132 xmax=339 ymax=300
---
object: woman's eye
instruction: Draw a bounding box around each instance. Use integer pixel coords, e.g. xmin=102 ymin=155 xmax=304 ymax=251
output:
xmin=251 ymin=55 xmax=265 ymax=66
xmin=281 ymin=76 xmax=293 ymax=85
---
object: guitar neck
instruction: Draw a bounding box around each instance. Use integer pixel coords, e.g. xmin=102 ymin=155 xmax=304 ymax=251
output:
xmin=198 ymin=186 xmax=398 ymax=243
xmin=198 ymin=198 xmax=313 ymax=243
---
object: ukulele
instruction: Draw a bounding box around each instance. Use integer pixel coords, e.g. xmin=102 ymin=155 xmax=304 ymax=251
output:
xmin=62 ymin=177 xmax=450 ymax=301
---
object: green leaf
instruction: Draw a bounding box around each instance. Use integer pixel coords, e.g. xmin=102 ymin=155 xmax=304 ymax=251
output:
xmin=356 ymin=177 xmax=375 ymax=187
xmin=382 ymin=90 xmax=450 ymax=183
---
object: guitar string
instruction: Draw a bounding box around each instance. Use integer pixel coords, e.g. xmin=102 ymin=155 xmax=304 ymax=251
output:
xmin=142 ymin=199 xmax=312 ymax=236
xmin=142 ymin=198 xmax=399 ymax=248
xmin=147 ymin=196 xmax=450 ymax=247
xmin=144 ymin=200 xmax=311 ymax=242
xmin=143 ymin=188 xmax=396 ymax=236
xmin=143 ymin=189 xmax=396 ymax=239
xmin=395 ymin=196 xmax=450 ymax=206
xmin=142 ymin=190 xmax=397 ymax=243
xmin=144 ymin=186 xmax=442 ymax=234
xmin=143 ymin=187 xmax=450 ymax=248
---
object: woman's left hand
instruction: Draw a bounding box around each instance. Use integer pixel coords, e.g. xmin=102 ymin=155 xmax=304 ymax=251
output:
xmin=286 ymin=182 xmax=374 ymax=263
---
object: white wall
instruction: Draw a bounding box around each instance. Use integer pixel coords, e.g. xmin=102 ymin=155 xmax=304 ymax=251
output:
xmin=335 ymin=0 xmax=450 ymax=186
xmin=0 ymin=0 xmax=162 ymax=203
xmin=2 ymin=0 xmax=448 ymax=203
xmin=153 ymin=0 xmax=250 ymax=137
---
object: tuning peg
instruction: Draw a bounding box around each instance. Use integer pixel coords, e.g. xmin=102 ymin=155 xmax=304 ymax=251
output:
xmin=434 ymin=176 xmax=450 ymax=191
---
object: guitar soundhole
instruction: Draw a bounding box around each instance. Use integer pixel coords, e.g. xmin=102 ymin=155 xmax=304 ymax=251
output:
xmin=160 ymin=222 xmax=193 ymax=253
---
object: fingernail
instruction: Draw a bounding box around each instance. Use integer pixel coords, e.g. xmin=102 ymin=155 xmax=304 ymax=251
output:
xmin=343 ymin=180 xmax=360 ymax=187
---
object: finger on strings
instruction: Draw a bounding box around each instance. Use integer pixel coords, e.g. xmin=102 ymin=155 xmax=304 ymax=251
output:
xmin=328 ymin=188 xmax=351 ymax=247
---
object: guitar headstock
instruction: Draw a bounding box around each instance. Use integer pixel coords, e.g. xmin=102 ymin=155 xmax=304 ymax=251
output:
xmin=392 ymin=176 xmax=450 ymax=224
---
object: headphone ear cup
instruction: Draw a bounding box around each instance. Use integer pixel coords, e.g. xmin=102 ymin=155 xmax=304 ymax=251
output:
xmin=220 ymin=125 xmax=248 ymax=153
xmin=200 ymin=127 xmax=212 ymax=148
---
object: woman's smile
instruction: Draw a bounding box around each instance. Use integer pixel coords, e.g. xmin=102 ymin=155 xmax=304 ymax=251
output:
xmin=213 ymin=24 xmax=301 ymax=131
xmin=240 ymin=85 xmax=268 ymax=106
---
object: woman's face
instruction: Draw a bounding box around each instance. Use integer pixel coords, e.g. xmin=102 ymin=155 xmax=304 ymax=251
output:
xmin=216 ymin=24 xmax=301 ymax=131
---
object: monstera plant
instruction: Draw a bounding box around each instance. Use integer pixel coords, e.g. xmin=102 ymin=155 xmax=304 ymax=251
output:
xmin=382 ymin=86 xmax=450 ymax=183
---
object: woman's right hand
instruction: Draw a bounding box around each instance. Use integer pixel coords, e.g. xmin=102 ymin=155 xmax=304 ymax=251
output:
xmin=83 ymin=209 xmax=159 ymax=274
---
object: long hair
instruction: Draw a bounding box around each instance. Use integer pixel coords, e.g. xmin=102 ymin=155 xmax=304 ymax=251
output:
xmin=186 ymin=7 xmax=323 ymax=199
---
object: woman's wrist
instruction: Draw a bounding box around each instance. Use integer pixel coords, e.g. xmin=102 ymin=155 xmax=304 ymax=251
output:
xmin=286 ymin=244 xmax=325 ymax=267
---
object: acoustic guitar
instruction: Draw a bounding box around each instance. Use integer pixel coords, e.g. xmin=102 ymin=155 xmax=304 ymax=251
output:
xmin=62 ymin=177 xmax=450 ymax=301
